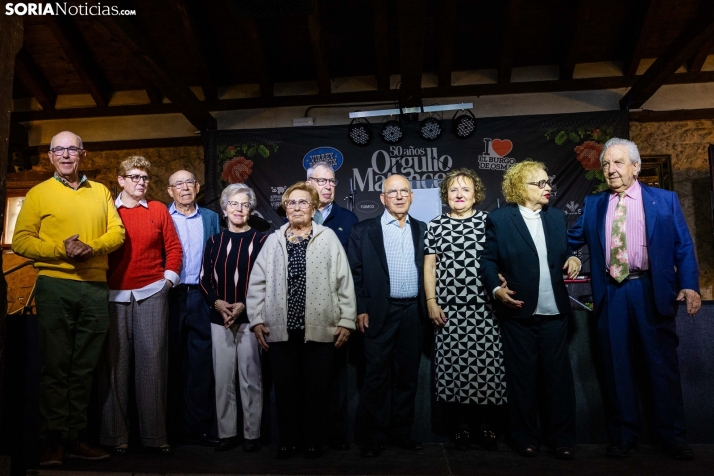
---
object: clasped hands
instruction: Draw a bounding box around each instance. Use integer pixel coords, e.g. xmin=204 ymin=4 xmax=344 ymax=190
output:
xmin=215 ymin=300 xmax=246 ymax=329
xmin=64 ymin=234 xmax=93 ymax=261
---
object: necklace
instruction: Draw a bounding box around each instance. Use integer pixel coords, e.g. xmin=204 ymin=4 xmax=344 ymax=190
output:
xmin=286 ymin=227 xmax=312 ymax=243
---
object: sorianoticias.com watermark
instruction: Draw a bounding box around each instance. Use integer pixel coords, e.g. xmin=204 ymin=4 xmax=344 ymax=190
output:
xmin=4 ymin=3 xmax=136 ymax=16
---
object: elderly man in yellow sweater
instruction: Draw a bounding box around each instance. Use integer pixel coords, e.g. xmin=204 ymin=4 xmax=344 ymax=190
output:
xmin=12 ymin=131 xmax=125 ymax=466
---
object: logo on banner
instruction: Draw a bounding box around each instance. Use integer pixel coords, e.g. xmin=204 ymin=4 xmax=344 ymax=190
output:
xmin=478 ymin=138 xmax=516 ymax=171
xmin=352 ymin=146 xmax=454 ymax=192
xmin=565 ymin=200 xmax=581 ymax=215
xmin=303 ymin=147 xmax=344 ymax=171
xmin=270 ymin=186 xmax=288 ymax=209
xmin=356 ymin=200 xmax=379 ymax=213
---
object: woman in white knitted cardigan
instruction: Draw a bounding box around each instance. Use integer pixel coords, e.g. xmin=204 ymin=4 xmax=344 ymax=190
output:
xmin=246 ymin=182 xmax=356 ymax=460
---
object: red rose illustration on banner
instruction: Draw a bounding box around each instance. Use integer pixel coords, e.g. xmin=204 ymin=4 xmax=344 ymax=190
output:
xmin=574 ymin=140 xmax=603 ymax=171
xmin=222 ymin=156 xmax=254 ymax=183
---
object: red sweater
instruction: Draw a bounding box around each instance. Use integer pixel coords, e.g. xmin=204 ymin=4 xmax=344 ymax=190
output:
xmin=108 ymin=201 xmax=183 ymax=290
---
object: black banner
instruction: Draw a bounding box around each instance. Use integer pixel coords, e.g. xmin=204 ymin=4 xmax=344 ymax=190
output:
xmin=205 ymin=110 xmax=628 ymax=272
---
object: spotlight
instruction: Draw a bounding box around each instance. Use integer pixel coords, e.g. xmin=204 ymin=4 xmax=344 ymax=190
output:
xmin=418 ymin=116 xmax=442 ymax=141
xmin=348 ymin=118 xmax=372 ymax=147
xmin=381 ymin=119 xmax=404 ymax=144
xmin=452 ymin=110 xmax=477 ymax=139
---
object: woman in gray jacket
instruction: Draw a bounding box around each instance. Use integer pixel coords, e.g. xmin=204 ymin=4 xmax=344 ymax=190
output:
xmin=247 ymin=182 xmax=356 ymax=460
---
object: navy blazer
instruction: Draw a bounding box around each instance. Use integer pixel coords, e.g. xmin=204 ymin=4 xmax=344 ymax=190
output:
xmin=348 ymin=214 xmax=427 ymax=337
xmin=322 ymin=201 xmax=359 ymax=250
xmin=200 ymin=206 xmax=221 ymax=244
xmin=480 ymin=204 xmax=573 ymax=319
xmin=567 ymin=184 xmax=699 ymax=317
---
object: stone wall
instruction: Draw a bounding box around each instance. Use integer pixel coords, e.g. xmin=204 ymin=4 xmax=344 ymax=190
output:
xmin=631 ymin=121 xmax=714 ymax=299
xmin=22 ymin=145 xmax=205 ymax=204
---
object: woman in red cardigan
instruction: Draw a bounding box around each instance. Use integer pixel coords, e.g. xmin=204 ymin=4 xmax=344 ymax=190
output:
xmin=100 ymin=156 xmax=183 ymax=455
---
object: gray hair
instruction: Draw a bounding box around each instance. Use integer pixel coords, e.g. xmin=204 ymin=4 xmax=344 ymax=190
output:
xmin=220 ymin=183 xmax=257 ymax=212
xmin=168 ymin=170 xmax=196 ymax=186
xmin=50 ymin=131 xmax=83 ymax=149
xmin=306 ymin=162 xmax=334 ymax=180
xmin=600 ymin=138 xmax=641 ymax=171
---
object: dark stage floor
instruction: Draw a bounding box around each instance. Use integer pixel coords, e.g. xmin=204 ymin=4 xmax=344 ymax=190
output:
xmin=26 ymin=444 xmax=714 ymax=476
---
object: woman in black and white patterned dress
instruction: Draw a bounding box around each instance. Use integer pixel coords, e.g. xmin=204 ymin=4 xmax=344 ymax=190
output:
xmin=424 ymin=168 xmax=508 ymax=451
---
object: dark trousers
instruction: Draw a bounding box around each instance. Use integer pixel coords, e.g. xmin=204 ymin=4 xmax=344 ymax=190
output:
xmin=269 ymin=329 xmax=335 ymax=447
xmin=327 ymin=344 xmax=349 ymax=442
xmin=361 ymin=300 xmax=422 ymax=443
xmin=167 ymin=286 xmax=216 ymax=440
xmin=597 ymin=274 xmax=687 ymax=446
xmin=35 ymin=276 xmax=109 ymax=441
xmin=500 ymin=314 xmax=575 ymax=448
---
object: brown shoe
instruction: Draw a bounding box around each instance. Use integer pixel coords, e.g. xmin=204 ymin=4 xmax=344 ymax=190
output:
xmin=65 ymin=441 xmax=110 ymax=460
xmin=39 ymin=442 xmax=64 ymax=466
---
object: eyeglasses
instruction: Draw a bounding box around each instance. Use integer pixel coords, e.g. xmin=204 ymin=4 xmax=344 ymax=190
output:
xmin=123 ymin=174 xmax=151 ymax=183
xmin=50 ymin=146 xmax=83 ymax=156
xmin=527 ymin=179 xmax=553 ymax=189
xmin=170 ymin=179 xmax=197 ymax=189
xmin=226 ymin=201 xmax=251 ymax=210
xmin=285 ymin=199 xmax=312 ymax=209
xmin=309 ymin=177 xmax=338 ymax=186
xmin=382 ymin=188 xmax=411 ymax=198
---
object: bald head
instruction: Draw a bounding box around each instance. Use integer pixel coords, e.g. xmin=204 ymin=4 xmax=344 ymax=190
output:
xmin=48 ymin=131 xmax=85 ymax=186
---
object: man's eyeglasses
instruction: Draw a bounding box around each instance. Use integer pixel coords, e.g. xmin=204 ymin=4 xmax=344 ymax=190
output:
xmin=50 ymin=146 xmax=83 ymax=156
xmin=382 ymin=188 xmax=411 ymax=198
xmin=226 ymin=201 xmax=251 ymax=210
xmin=285 ymin=199 xmax=312 ymax=209
xmin=170 ymin=179 xmax=197 ymax=189
xmin=123 ymin=174 xmax=151 ymax=183
xmin=309 ymin=177 xmax=338 ymax=186
xmin=526 ymin=179 xmax=553 ymax=189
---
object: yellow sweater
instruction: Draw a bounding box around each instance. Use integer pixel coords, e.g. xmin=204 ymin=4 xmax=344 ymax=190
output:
xmin=12 ymin=178 xmax=125 ymax=282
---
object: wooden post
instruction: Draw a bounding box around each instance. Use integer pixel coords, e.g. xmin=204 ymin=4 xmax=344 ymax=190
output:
xmin=0 ymin=13 xmax=24 ymax=415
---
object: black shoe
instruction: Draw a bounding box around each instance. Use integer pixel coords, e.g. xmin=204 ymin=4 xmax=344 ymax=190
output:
xmin=454 ymin=430 xmax=471 ymax=451
xmin=606 ymin=442 xmax=637 ymax=458
xmin=303 ymin=445 xmax=324 ymax=459
xmin=215 ymin=437 xmax=239 ymax=452
xmin=390 ymin=436 xmax=424 ymax=451
xmin=553 ymin=446 xmax=574 ymax=460
xmin=474 ymin=428 xmax=498 ymax=451
xmin=276 ymin=445 xmax=298 ymax=460
xmin=361 ymin=441 xmax=384 ymax=458
xmin=329 ymin=439 xmax=350 ymax=451
xmin=144 ymin=444 xmax=173 ymax=455
xmin=243 ymin=438 xmax=261 ymax=453
xmin=110 ymin=444 xmax=129 ymax=456
xmin=518 ymin=445 xmax=539 ymax=457
xmin=183 ymin=433 xmax=219 ymax=447
xmin=663 ymin=443 xmax=694 ymax=460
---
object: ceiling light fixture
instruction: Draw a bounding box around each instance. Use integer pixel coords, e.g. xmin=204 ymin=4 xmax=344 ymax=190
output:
xmin=348 ymin=118 xmax=372 ymax=147
xmin=452 ymin=110 xmax=477 ymax=139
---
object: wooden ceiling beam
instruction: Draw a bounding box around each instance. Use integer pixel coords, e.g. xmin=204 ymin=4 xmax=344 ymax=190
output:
xmin=173 ymin=0 xmax=219 ymax=102
xmin=241 ymin=18 xmax=273 ymax=97
xmin=620 ymin=3 xmax=714 ymax=109
xmin=14 ymin=47 xmax=56 ymax=110
xmin=397 ymin=0 xmax=426 ymax=107
xmin=15 ymin=70 xmax=714 ymax=123
xmin=307 ymin=0 xmax=331 ymax=95
xmin=623 ymin=0 xmax=658 ymax=77
xmin=372 ymin=0 xmax=390 ymax=91
xmin=94 ymin=15 xmax=216 ymax=130
xmin=687 ymin=36 xmax=714 ymax=73
xmin=45 ymin=16 xmax=111 ymax=107
xmin=498 ymin=0 xmax=522 ymax=84
xmin=560 ymin=0 xmax=593 ymax=80
xmin=437 ymin=0 xmax=456 ymax=89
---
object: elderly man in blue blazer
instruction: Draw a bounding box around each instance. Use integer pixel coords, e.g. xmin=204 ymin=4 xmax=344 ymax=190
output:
xmin=167 ymin=170 xmax=222 ymax=447
xmin=348 ymin=174 xmax=427 ymax=458
xmin=568 ymin=138 xmax=701 ymax=460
